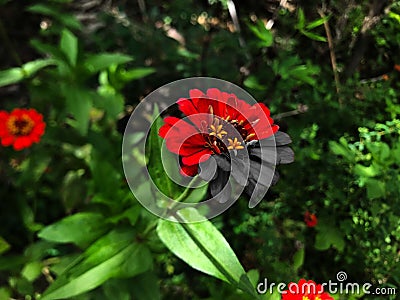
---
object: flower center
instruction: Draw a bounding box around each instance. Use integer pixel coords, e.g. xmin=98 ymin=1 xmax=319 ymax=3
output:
xmin=204 ymin=108 xmax=256 ymax=154
xmin=302 ymin=297 xmax=310 ymax=300
xmin=6 ymin=114 xmax=35 ymax=136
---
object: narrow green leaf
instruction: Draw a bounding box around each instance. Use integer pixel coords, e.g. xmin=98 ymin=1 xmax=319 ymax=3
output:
xmin=301 ymin=30 xmax=327 ymax=42
xmin=60 ymin=29 xmax=78 ymax=66
xmin=84 ymin=53 xmax=133 ymax=74
xmin=297 ymin=8 xmax=306 ymax=29
xmin=41 ymin=228 xmax=152 ymax=300
xmin=38 ymin=212 xmax=109 ymax=248
xmin=120 ymin=67 xmax=156 ymax=81
xmin=247 ymin=20 xmax=273 ymax=47
xmin=0 ymin=68 xmax=23 ymax=87
xmin=306 ymin=15 xmax=331 ymax=30
xmin=157 ymin=208 xmax=258 ymax=298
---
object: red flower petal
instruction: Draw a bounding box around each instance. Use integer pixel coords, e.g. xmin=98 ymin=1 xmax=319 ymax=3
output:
xmin=181 ymin=148 xmax=211 ymax=166
xmin=13 ymin=136 xmax=33 ymax=151
xmin=180 ymin=163 xmax=199 ymax=177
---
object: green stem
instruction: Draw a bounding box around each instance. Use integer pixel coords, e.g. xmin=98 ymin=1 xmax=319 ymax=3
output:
xmin=173 ymin=175 xmax=201 ymax=203
xmin=142 ymin=175 xmax=203 ymax=237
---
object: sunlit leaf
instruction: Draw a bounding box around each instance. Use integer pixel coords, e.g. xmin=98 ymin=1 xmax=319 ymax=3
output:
xmin=157 ymin=208 xmax=259 ymax=298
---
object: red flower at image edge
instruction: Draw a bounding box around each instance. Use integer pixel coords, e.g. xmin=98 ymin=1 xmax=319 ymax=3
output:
xmin=282 ymin=279 xmax=334 ymax=300
xmin=0 ymin=108 xmax=46 ymax=151
xmin=158 ymin=88 xmax=279 ymax=176
xmin=304 ymin=211 xmax=318 ymax=227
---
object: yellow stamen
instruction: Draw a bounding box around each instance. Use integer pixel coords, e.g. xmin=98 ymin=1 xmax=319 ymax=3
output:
xmin=227 ymin=137 xmax=244 ymax=150
xmin=209 ymin=118 xmax=227 ymax=139
xmin=246 ymin=133 xmax=256 ymax=140
xmin=225 ymin=115 xmax=231 ymax=121
xmin=209 ymin=105 xmax=214 ymax=115
xmin=6 ymin=115 xmax=34 ymax=136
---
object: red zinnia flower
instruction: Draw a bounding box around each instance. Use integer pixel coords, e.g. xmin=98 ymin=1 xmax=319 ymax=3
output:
xmin=159 ymin=88 xmax=279 ymax=176
xmin=304 ymin=211 xmax=318 ymax=227
xmin=282 ymin=279 xmax=333 ymax=300
xmin=159 ymin=88 xmax=294 ymax=203
xmin=0 ymin=108 xmax=46 ymax=151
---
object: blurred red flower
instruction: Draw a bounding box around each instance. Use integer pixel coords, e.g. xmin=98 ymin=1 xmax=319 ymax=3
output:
xmin=282 ymin=279 xmax=333 ymax=300
xmin=0 ymin=108 xmax=46 ymax=151
xmin=304 ymin=211 xmax=318 ymax=227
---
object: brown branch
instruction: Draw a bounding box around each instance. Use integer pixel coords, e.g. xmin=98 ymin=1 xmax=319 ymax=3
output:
xmin=318 ymin=8 xmax=342 ymax=105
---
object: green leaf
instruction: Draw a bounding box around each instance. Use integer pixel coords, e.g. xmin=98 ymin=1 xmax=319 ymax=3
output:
xmin=41 ymin=228 xmax=152 ymax=300
xmin=365 ymin=178 xmax=386 ymax=199
xmin=315 ymin=220 xmax=345 ymax=252
xmin=0 ymin=59 xmax=56 ymax=87
xmin=301 ymin=30 xmax=327 ymax=42
xmin=21 ymin=261 xmax=42 ymax=282
xmin=38 ymin=212 xmax=109 ymax=248
xmin=297 ymin=8 xmax=306 ymax=29
xmin=64 ymin=86 xmax=93 ymax=135
xmin=354 ymin=164 xmax=379 ymax=177
xmin=0 ymin=68 xmax=24 ymax=87
xmin=119 ymin=67 xmax=156 ymax=81
xmin=22 ymin=59 xmax=56 ymax=76
xmin=60 ymin=29 xmax=78 ymax=66
xmin=288 ymin=65 xmax=317 ymax=85
xmin=157 ymin=207 xmax=258 ymax=298
xmin=0 ymin=236 xmax=10 ymax=255
xmin=27 ymin=4 xmax=81 ymax=29
xmin=30 ymin=39 xmax=69 ymax=63
xmin=329 ymin=138 xmax=355 ymax=162
xmin=244 ymin=76 xmax=266 ymax=90
xmin=60 ymin=169 xmax=87 ymax=212
xmin=84 ymin=53 xmax=133 ymax=74
xmin=147 ymin=105 xmax=180 ymax=198
xmin=293 ymin=248 xmax=305 ymax=270
xmin=96 ymin=87 xmax=124 ymax=118
xmin=306 ymin=15 xmax=331 ymax=30
xmin=247 ymin=20 xmax=273 ymax=47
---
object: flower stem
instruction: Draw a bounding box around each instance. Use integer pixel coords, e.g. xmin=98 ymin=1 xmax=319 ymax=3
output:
xmin=142 ymin=176 xmax=203 ymax=237
xmin=174 ymin=175 xmax=201 ymax=203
